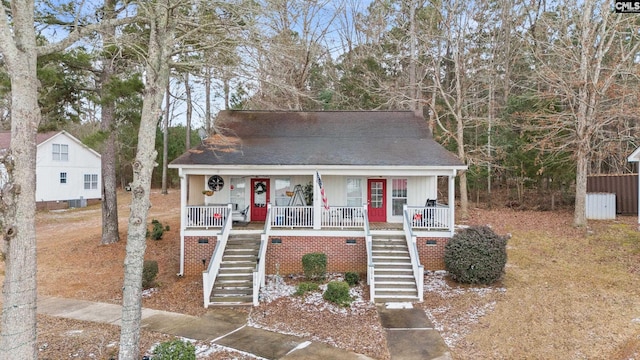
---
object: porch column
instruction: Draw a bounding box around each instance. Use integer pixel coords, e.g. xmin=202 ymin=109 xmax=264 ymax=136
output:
xmin=178 ymin=172 xmax=187 ymax=276
xmin=313 ymin=171 xmax=321 ymax=229
xmin=448 ymin=173 xmax=455 ymax=236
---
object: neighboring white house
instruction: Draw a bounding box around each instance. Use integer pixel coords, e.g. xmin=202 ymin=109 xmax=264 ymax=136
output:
xmin=627 ymin=147 xmax=640 ymax=227
xmin=0 ymin=130 xmax=101 ymax=209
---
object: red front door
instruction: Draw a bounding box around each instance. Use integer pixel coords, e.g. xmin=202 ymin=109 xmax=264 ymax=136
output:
xmin=251 ymin=178 xmax=270 ymax=221
xmin=367 ymin=179 xmax=386 ymax=222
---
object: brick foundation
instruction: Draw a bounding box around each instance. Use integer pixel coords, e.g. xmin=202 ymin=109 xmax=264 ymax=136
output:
xmin=184 ymin=236 xmax=217 ymax=276
xmin=183 ymin=234 xmax=448 ymax=276
xmin=265 ymin=236 xmax=367 ymax=275
xmin=417 ymin=237 xmax=449 ymax=270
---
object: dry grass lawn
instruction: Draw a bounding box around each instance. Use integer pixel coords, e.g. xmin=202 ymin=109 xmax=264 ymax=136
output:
xmin=435 ymin=208 xmax=640 ymax=359
xmin=1 ymin=190 xmax=639 ymax=359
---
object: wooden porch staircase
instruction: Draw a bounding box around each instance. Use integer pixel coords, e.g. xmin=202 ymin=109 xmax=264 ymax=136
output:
xmin=371 ymin=237 xmax=420 ymax=303
xmin=209 ymin=235 xmax=261 ymax=306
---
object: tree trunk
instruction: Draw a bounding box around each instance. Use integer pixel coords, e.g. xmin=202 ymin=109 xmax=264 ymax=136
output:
xmin=118 ymin=1 xmax=174 ymax=358
xmin=0 ymin=1 xmax=39 ymax=357
xmin=100 ymin=0 xmax=120 ymax=245
xmin=161 ymin=81 xmax=170 ymax=195
xmin=205 ymin=66 xmax=212 ymax=131
xmin=574 ymin=144 xmax=589 ymax=227
xmin=185 ymin=72 xmax=192 ymax=151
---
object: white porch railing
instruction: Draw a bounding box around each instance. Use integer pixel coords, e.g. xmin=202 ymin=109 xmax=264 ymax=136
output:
xmin=253 ymin=204 xmax=271 ymax=305
xmin=270 ymin=205 xmax=314 ymax=228
xmin=202 ymin=204 xmax=233 ymax=308
xmin=187 ymin=205 xmax=230 ymax=229
xmin=322 ymin=206 xmax=366 ymax=228
xmin=406 ymin=204 xmax=449 ymax=231
xmin=403 ymin=205 xmax=424 ymax=302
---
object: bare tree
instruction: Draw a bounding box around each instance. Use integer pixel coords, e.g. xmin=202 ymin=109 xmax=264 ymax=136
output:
xmin=526 ymin=0 xmax=640 ymax=226
xmin=118 ymin=0 xmax=174 ymax=356
xmin=425 ymin=0 xmax=476 ymax=219
xmin=0 ymin=1 xmax=40 ymax=356
xmin=0 ymin=1 xmax=131 ymax=356
xmin=243 ymin=0 xmax=342 ymax=110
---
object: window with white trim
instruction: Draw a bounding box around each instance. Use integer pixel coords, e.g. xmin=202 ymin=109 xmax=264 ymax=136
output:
xmin=274 ymin=178 xmax=291 ymax=206
xmin=346 ymin=178 xmax=362 ymax=207
xmin=229 ymin=177 xmax=246 ymax=211
xmin=52 ymin=144 xmax=69 ymax=161
xmin=60 ymin=172 xmax=67 ymax=184
xmin=84 ymin=174 xmax=98 ymax=189
xmin=392 ymin=178 xmax=407 ymax=216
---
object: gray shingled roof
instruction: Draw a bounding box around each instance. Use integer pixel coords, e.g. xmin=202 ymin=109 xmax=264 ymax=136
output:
xmin=0 ymin=131 xmax=59 ymax=149
xmin=170 ymin=110 xmax=464 ymax=167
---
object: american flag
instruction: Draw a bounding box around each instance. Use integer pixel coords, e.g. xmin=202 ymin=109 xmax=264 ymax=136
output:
xmin=316 ymin=171 xmax=329 ymax=210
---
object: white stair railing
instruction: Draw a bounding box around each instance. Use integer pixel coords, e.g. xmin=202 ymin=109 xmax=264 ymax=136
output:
xmin=363 ymin=207 xmax=375 ymax=303
xmin=253 ymin=204 xmax=272 ymax=305
xmin=202 ymin=204 xmax=233 ymax=308
xmin=403 ymin=205 xmax=424 ymax=302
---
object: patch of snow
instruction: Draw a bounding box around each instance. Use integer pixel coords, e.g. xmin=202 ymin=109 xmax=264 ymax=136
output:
xmin=65 ymin=329 xmax=83 ymax=336
xmin=286 ymin=340 xmax=312 ymax=355
xmin=422 ymin=271 xmax=505 ymax=348
xmin=196 ymin=342 xmax=266 ymax=359
xmin=142 ymin=287 xmax=158 ymax=298
xmin=385 ymin=302 xmax=413 ymax=309
xmin=258 ymin=275 xmax=296 ymax=303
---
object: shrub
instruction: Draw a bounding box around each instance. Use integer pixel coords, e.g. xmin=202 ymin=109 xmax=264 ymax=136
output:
xmin=142 ymin=260 xmax=159 ymax=289
xmin=301 ymin=253 xmax=327 ymax=281
xmin=152 ymin=339 xmax=195 ymax=360
xmin=294 ymin=282 xmax=320 ymax=296
xmin=150 ymin=219 xmax=164 ymax=240
xmin=323 ymin=281 xmax=352 ymax=306
xmin=344 ymin=272 xmax=359 ymax=286
xmin=444 ymin=225 xmax=508 ymax=284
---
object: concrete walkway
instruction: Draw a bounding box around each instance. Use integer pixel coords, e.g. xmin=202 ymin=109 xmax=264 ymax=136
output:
xmin=377 ymin=303 xmax=452 ymax=360
xmin=37 ymin=296 xmax=451 ymax=359
xmin=37 ymin=296 xmax=373 ymax=359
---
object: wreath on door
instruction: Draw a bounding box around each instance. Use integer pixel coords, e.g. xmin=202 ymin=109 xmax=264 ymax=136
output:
xmin=254 ymin=182 xmax=267 ymax=195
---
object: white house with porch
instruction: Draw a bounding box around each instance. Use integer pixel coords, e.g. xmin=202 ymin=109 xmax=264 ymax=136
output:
xmin=169 ymin=110 xmax=466 ymax=307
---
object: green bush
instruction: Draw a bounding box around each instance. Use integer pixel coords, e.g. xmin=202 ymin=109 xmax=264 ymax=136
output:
xmin=323 ymin=281 xmax=352 ymax=306
xmin=344 ymin=272 xmax=359 ymax=286
xmin=142 ymin=260 xmax=159 ymax=289
xmin=152 ymin=339 xmax=195 ymax=360
xmin=444 ymin=225 xmax=508 ymax=284
xmin=150 ymin=219 xmax=164 ymax=240
xmin=301 ymin=253 xmax=327 ymax=281
xmin=294 ymin=282 xmax=320 ymax=296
